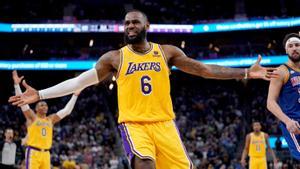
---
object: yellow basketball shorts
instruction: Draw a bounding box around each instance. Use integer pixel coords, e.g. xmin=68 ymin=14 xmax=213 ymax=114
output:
xmin=118 ymin=120 xmax=193 ymax=169
xmin=25 ymin=147 xmax=50 ymax=169
xmin=249 ymin=156 xmax=267 ymax=169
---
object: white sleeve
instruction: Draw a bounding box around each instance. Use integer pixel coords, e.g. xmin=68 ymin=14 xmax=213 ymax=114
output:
xmin=39 ymin=68 xmax=99 ymax=100
xmin=14 ymin=84 xmax=30 ymax=111
xmin=56 ymin=95 xmax=78 ymax=119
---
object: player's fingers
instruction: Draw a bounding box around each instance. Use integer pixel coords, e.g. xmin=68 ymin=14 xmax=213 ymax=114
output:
xmin=255 ymin=54 xmax=262 ymax=64
xmin=295 ymin=121 xmax=300 ymax=129
xmin=267 ymin=70 xmax=279 ymax=77
xmin=289 ymin=129 xmax=295 ymax=134
xmin=295 ymin=129 xmax=300 ymax=135
xmin=267 ymin=72 xmax=280 ymax=78
xmin=263 ymin=74 xmax=271 ymax=81
xmin=294 ymin=127 xmax=300 ymax=134
xmin=267 ymin=69 xmax=279 ymax=75
xmin=17 ymin=101 xmax=27 ymax=107
xmin=8 ymin=96 xmax=21 ymax=102
xmin=20 ymin=76 xmax=24 ymax=80
xmin=22 ymin=80 xmax=31 ymax=89
xmin=266 ymin=67 xmax=277 ymax=71
xmin=268 ymin=74 xmax=280 ymax=78
xmin=12 ymin=100 xmax=24 ymax=106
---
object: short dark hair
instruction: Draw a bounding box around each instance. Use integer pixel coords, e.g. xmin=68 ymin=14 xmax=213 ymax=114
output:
xmin=126 ymin=9 xmax=148 ymax=22
xmin=252 ymin=120 xmax=260 ymax=125
xmin=283 ymin=33 xmax=300 ymax=48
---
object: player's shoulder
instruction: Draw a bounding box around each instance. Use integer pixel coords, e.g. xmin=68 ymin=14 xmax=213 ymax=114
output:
xmin=160 ymin=44 xmax=185 ymax=60
xmin=246 ymin=133 xmax=252 ymax=138
xmin=105 ymin=50 xmax=121 ymax=57
xmin=276 ymin=64 xmax=290 ymax=83
xmin=277 ymin=64 xmax=289 ymax=72
xmin=160 ymin=44 xmax=180 ymax=51
xmin=99 ymin=50 xmax=121 ymax=61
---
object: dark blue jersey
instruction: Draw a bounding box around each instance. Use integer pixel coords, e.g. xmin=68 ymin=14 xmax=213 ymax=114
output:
xmin=278 ymin=64 xmax=300 ymax=119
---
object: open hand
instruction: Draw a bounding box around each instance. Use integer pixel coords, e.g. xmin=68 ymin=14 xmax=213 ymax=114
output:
xmin=8 ymin=80 xmax=39 ymax=106
xmin=248 ymin=55 xmax=279 ymax=80
xmin=286 ymin=119 xmax=300 ymax=134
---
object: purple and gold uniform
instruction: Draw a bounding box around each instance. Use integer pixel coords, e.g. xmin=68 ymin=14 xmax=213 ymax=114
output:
xmin=248 ymin=132 xmax=267 ymax=169
xmin=117 ymin=42 xmax=193 ymax=168
xmin=25 ymin=117 xmax=52 ymax=169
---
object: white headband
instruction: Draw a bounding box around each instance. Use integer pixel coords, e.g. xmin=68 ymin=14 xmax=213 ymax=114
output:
xmin=285 ymin=37 xmax=300 ymax=49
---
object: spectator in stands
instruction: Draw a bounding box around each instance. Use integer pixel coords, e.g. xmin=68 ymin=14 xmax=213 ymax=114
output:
xmin=0 ymin=128 xmax=24 ymax=169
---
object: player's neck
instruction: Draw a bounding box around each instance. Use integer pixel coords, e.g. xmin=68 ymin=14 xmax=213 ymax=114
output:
xmin=5 ymin=138 xmax=12 ymax=143
xmin=128 ymin=40 xmax=151 ymax=53
xmin=37 ymin=113 xmax=46 ymax=118
xmin=253 ymin=131 xmax=260 ymax=135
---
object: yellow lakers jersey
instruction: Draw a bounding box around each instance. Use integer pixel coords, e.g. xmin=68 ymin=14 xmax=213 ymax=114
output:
xmin=117 ymin=42 xmax=175 ymax=123
xmin=26 ymin=117 xmax=53 ymax=149
xmin=249 ymin=132 xmax=266 ymax=157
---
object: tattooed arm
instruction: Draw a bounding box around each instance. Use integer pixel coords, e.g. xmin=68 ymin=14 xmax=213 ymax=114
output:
xmin=161 ymin=45 xmax=276 ymax=80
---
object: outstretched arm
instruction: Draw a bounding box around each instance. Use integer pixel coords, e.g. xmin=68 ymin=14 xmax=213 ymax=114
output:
xmin=38 ymin=68 xmax=98 ymax=100
xmin=9 ymin=51 xmax=116 ymax=106
xmin=163 ymin=45 xmax=277 ymax=80
xmin=12 ymin=71 xmax=36 ymax=122
xmin=48 ymin=90 xmax=81 ymax=124
xmin=267 ymin=66 xmax=300 ymax=134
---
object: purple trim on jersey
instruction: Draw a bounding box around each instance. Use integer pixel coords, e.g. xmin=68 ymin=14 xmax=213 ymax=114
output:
xmin=173 ymin=121 xmax=194 ymax=169
xmin=25 ymin=147 xmax=31 ymax=169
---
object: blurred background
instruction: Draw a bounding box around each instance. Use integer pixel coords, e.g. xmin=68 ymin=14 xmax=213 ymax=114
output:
xmin=0 ymin=0 xmax=300 ymax=168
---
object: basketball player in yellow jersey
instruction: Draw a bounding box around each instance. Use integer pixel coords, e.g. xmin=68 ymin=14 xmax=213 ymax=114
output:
xmin=10 ymin=10 xmax=278 ymax=169
xmin=11 ymin=71 xmax=81 ymax=169
xmin=241 ymin=121 xmax=277 ymax=169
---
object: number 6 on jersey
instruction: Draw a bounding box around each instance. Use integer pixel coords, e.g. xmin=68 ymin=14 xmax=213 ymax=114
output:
xmin=141 ymin=75 xmax=152 ymax=95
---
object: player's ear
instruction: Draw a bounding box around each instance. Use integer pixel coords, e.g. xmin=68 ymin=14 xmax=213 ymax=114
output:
xmin=145 ymin=21 xmax=150 ymax=31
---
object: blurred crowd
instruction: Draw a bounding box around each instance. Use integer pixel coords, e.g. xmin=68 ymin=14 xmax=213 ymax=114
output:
xmin=173 ymin=83 xmax=244 ymax=169
xmin=0 ymin=0 xmax=298 ymax=23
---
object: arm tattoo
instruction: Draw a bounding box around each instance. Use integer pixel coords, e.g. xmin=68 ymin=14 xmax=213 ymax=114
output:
xmin=207 ymin=65 xmax=245 ymax=79
xmin=171 ymin=51 xmax=246 ymax=80
xmin=174 ymin=57 xmax=246 ymax=79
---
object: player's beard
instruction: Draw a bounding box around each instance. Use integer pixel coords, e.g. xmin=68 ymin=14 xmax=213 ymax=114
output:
xmin=288 ymin=51 xmax=300 ymax=63
xmin=124 ymin=27 xmax=147 ymax=44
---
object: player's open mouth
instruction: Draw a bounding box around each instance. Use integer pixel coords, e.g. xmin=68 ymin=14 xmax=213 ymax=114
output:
xmin=128 ymin=32 xmax=137 ymax=37
xmin=292 ymin=52 xmax=299 ymax=56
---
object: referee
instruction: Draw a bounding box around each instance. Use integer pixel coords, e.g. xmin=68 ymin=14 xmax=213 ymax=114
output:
xmin=0 ymin=128 xmax=22 ymax=169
